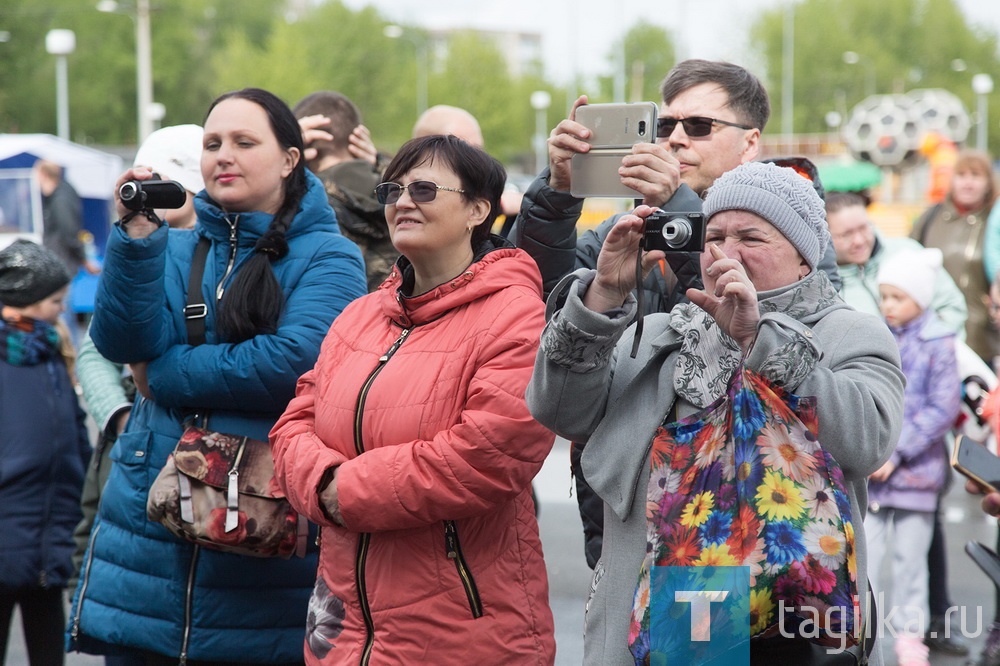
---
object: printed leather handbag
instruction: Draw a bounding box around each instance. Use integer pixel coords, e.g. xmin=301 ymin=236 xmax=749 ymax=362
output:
xmin=147 ymin=421 xmax=308 ymax=558
xmin=628 ymin=363 xmax=873 ymax=665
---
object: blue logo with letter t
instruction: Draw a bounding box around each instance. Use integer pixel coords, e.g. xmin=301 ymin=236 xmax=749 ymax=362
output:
xmin=649 ymin=566 xmax=751 ymax=665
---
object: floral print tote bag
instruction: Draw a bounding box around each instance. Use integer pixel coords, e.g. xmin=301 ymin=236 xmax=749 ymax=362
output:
xmin=628 ymin=364 xmax=860 ymax=663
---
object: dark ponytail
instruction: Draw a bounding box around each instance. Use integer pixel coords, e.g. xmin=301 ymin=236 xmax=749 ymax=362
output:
xmin=206 ymin=88 xmax=308 ymax=343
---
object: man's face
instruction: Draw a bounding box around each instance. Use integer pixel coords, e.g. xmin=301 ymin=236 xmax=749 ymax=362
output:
xmin=658 ymin=82 xmax=760 ymax=196
xmin=826 ymin=204 xmax=875 ymax=266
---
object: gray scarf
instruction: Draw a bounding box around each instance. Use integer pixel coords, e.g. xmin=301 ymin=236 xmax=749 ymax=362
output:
xmin=669 ymin=270 xmax=842 ymax=407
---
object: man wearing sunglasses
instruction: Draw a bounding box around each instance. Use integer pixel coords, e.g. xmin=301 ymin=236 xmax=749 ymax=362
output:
xmin=510 ymin=59 xmax=841 ymax=573
xmin=512 ymin=59 xmax=774 ymax=309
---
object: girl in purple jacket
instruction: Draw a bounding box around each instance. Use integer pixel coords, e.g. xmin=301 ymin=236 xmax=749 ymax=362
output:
xmin=866 ymin=247 xmax=961 ymax=666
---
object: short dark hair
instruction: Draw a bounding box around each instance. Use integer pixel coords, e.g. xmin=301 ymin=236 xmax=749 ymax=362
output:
xmin=204 ymin=87 xmax=306 ymax=343
xmin=382 ymin=135 xmax=506 ymax=246
xmin=825 ymin=191 xmax=869 ymax=215
xmin=660 ymin=59 xmax=770 ymax=132
xmin=292 ymin=91 xmax=362 ymax=160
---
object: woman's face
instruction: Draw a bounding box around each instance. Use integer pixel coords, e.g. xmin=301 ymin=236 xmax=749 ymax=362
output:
xmin=826 ymin=204 xmax=875 ymax=266
xmin=951 ymin=168 xmax=991 ymax=210
xmin=701 ymin=210 xmax=810 ymax=293
xmin=384 ymin=157 xmax=487 ymax=262
xmin=201 ymin=98 xmax=298 ymax=215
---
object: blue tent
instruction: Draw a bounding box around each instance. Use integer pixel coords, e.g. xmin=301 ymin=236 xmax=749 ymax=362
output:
xmin=0 ymin=133 xmax=122 ymax=253
xmin=0 ymin=134 xmax=124 ymax=314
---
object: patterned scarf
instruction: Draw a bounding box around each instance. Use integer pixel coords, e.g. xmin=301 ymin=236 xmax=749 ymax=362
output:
xmin=669 ymin=270 xmax=843 ymax=408
xmin=0 ymin=310 xmax=62 ymax=366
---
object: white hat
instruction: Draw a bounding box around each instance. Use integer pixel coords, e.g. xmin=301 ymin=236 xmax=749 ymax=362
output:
xmin=133 ymin=124 xmax=205 ymax=195
xmin=878 ymin=247 xmax=943 ymax=310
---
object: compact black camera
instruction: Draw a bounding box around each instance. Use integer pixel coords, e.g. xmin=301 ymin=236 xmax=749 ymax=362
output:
xmin=119 ymin=179 xmax=187 ymax=212
xmin=641 ymin=210 xmax=706 ymax=253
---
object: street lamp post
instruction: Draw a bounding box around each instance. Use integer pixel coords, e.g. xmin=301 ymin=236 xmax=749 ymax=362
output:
xmin=973 ymin=73 xmax=994 ymax=153
xmin=781 ymin=3 xmax=794 ymax=137
xmin=530 ymin=91 xmax=551 ymax=175
xmin=843 ymin=51 xmax=876 ymax=98
xmin=97 ymin=0 xmax=155 ymax=143
xmin=45 ymin=29 xmax=76 ymax=141
xmin=384 ymin=25 xmax=428 ymax=119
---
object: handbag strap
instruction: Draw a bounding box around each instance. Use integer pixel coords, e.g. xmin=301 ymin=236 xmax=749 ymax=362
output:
xmin=183 ymin=237 xmax=212 ymax=346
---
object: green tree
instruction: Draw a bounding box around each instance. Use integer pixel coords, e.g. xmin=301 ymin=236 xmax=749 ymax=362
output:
xmin=0 ymin=0 xmax=285 ymax=143
xmin=751 ymin=0 xmax=1000 ymax=149
xmin=595 ymin=22 xmax=676 ymax=104
xmin=0 ymin=0 xmax=570 ymax=172
xmin=207 ymin=1 xmax=424 ymax=154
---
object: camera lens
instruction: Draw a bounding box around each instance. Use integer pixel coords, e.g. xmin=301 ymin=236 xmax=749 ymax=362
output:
xmin=661 ymin=218 xmax=692 ymax=249
xmin=119 ymin=181 xmax=141 ymax=203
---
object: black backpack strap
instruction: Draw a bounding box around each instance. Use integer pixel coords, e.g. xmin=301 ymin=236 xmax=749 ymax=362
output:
xmin=183 ymin=237 xmax=211 ymax=347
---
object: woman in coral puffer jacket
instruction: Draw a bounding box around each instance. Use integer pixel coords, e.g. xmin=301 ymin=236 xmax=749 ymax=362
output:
xmin=271 ymin=135 xmax=556 ymax=665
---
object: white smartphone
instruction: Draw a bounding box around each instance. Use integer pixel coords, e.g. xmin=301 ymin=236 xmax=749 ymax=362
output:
xmin=570 ymin=102 xmax=658 ymax=199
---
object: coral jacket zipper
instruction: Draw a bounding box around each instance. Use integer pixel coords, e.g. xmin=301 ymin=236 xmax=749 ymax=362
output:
xmin=353 ymin=327 xmax=411 ymax=665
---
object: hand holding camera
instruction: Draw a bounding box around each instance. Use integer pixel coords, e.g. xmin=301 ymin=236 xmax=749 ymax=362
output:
xmin=114 ymin=167 xmax=186 ymax=239
xmin=583 ymin=206 xmax=664 ymax=313
xmin=119 ymin=179 xmax=186 ymax=212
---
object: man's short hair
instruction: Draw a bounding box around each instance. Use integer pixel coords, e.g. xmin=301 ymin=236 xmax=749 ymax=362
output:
xmin=659 ymin=59 xmax=770 ymax=132
xmin=825 ymin=191 xmax=868 ymax=215
xmin=292 ymin=91 xmax=362 ymax=159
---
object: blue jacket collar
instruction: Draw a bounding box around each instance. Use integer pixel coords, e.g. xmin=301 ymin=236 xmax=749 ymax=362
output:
xmin=192 ymin=171 xmax=338 ymax=242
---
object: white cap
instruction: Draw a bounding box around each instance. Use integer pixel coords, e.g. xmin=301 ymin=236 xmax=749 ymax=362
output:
xmin=133 ymin=124 xmax=205 ymax=195
xmin=878 ymin=247 xmax=943 ymax=310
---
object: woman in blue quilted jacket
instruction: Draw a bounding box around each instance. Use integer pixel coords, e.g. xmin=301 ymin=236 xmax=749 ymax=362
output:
xmin=67 ymin=88 xmax=366 ymax=665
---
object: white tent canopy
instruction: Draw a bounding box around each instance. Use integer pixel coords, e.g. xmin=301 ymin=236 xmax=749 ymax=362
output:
xmin=0 ymin=134 xmax=123 ymax=199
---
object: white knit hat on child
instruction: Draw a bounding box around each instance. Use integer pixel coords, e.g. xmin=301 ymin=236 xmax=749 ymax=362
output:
xmin=877 ymin=247 xmax=943 ymax=309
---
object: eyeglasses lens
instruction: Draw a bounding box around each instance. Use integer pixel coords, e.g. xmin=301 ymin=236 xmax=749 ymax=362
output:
xmin=408 ymin=181 xmax=438 ymax=203
xmin=375 ymin=181 xmax=441 ymax=205
xmin=375 ymin=183 xmax=399 ymax=205
xmin=656 ymin=117 xmax=714 ymax=138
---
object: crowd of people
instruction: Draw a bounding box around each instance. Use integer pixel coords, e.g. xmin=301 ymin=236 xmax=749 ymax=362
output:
xmin=4 ymin=55 xmax=1000 ymax=666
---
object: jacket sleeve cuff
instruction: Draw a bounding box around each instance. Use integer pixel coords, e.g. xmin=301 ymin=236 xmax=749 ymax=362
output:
xmin=524 ymin=167 xmax=584 ymax=217
xmin=539 ymin=269 xmax=637 ymax=372
xmin=101 ymin=403 xmax=133 ymax=436
xmin=744 ymin=312 xmax=821 ymax=390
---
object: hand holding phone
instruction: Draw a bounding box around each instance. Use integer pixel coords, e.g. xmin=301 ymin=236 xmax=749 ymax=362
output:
xmin=952 ymin=434 xmax=1000 ymax=493
xmin=570 ymin=102 xmax=658 ymax=198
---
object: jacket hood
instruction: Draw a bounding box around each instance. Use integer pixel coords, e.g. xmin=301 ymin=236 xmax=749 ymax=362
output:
xmin=890 ymin=308 xmax=953 ymax=342
xmin=378 ymin=235 xmax=542 ymax=326
xmin=193 ymin=170 xmax=338 ymax=243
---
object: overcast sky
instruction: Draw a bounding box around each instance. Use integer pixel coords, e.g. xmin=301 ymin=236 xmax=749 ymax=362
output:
xmin=341 ymin=0 xmax=1000 ymax=86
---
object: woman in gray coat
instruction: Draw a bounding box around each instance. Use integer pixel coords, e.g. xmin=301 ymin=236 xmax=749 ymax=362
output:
xmin=528 ymin=161 xmax=905 ymax=665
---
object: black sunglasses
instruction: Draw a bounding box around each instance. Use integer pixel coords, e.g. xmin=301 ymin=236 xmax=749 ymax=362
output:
xmin=656 ymin=116 xmax=754 ymax=138
xmin=374 ymin=180 xmax=465 ymax=205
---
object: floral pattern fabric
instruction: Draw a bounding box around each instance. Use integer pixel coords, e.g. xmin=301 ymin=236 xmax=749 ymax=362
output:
xmin=628 ymin=364 xmax=859 ymax=663
xmin=669 ymin=269 xmax=841 ymax=408
xmin=146 ymin=425 xmax=304 ymax=558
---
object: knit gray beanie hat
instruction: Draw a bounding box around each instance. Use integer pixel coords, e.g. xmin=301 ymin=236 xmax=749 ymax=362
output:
xmin=0 ymin=239 xmax=71 ymax=308
xmin=702 ymin=161 xmax=830 ymax=269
